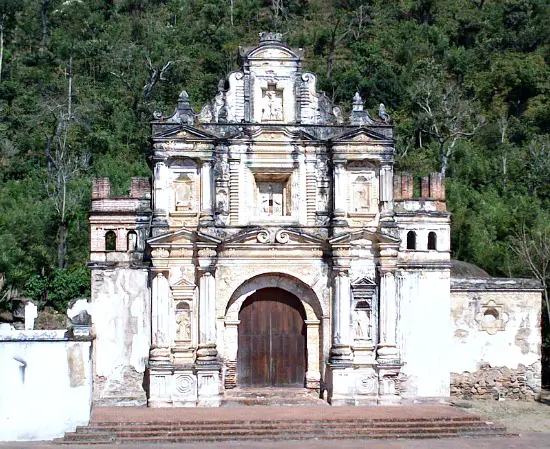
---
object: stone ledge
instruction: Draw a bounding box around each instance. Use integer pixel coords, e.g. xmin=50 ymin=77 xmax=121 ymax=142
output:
xmin=451 ymin=277 xmax=543 ymax=291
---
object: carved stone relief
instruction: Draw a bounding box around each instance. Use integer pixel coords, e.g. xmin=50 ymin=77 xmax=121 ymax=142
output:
xmin=356 ymin=372 xmax=378 ymax=394
xmin=261 ymin=84 xmax=283 ymax=122
xmin=173 ymin=174 xmax=196 ymax=212
xmin=475 ymin=299 xmax=509 ymax=335
xmin=351 ymin=173 xmax=375 ymax=214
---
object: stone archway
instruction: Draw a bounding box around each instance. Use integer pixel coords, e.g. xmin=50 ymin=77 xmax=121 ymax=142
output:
xmin=224 ymin=273 xmax=322 ymax=390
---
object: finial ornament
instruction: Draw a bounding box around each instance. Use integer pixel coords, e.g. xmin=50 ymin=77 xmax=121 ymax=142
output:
xmin=378 ymin=103 xmax=390 ymax=123
xmin=352 ymin=92 xmax=363 ymax=112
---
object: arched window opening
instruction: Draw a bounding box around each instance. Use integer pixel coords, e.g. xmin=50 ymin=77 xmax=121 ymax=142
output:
xmin=127 ymin=231 xmax=138 ymax=251
xmin=428 ymin=232 xmax=437 ymax=250
xmin=105 ymin=231 xmax=117 ymax=251
xmin=406 ymin=231 xmax=416 ymax=250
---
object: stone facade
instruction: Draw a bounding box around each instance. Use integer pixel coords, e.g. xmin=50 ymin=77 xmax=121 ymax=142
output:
xmin=88 ymin=33 xmax=542 ymax=406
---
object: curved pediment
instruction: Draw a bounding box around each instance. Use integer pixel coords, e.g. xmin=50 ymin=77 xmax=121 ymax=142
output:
xmin=247 ymin=45 xmax=300 ymax=61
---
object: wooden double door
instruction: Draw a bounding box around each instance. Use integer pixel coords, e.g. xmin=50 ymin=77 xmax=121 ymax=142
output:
xmin=237 ymin=288 xmax=307 ymax=387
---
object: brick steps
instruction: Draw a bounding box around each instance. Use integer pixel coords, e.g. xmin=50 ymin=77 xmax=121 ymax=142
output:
xmin=55 ymin=416 xmax=512 ymax=444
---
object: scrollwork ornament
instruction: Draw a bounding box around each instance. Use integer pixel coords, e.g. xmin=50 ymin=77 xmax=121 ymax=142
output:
xmin=257 ymin=230 xmax=270 ymax=243
xmin=275 ymin=230 xmax=290 ymax=244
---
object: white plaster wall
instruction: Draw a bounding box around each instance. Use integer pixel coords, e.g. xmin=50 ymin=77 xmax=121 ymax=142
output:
xmin=450 ymin=290 xmax=540 ymax=373
xmin=91 ymin=268 xmax=150 ymax=404
xmin=397 ymin=270 xmax=451 ymax=398
xmin=0 ymin=339 xmax=92 ymax=441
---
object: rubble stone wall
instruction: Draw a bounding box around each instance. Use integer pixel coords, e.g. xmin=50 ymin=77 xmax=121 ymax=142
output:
xmin=451 ymin=361 xmax=541 ymax=400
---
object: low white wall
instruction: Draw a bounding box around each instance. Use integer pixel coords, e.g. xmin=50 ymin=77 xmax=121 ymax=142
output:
xmin=0 ymin=331 xmax=92 ymax=441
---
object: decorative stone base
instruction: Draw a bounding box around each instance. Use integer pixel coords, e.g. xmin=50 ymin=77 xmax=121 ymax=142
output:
xmin=451 ymin=362 xmax=541 ymax=400
xmin=326 ymin=360 xmax=403 ymax=406
xmin=148 ymin=362 xmax=223 ymax=407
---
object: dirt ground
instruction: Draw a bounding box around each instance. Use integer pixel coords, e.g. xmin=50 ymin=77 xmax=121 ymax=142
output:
xmin=452 ymin=393 xmax=550 ymax=433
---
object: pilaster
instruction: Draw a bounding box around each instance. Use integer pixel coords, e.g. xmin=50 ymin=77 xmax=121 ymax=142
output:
xmin=196 ymin=247 xmax=218 ymax=364
xmin=199 ymin=159 xmax=214 ymax=223
xmin=332 ymin=160 xmax=347 ymax=224
xmin=379 ymin=162 xmax=394 ymax=221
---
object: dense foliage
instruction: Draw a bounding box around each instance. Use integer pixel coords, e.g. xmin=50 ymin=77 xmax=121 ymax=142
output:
xmin=0 ymin=1 xmax=548 ymax=323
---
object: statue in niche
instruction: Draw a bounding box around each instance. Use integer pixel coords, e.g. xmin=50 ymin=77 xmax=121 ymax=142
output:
xmin=317 ymin=188 xmax=329 ymax=212
xmin=214 ymin=157 xmax=229 ymax=181
xmin=216 ymin=189 xmax=228 ymax=214
xmin=174 ymin=176 xmax=194 ymax=211
xmin=316 ymin=158 xmax=329 ymax=181
xmin=176 ymin=311 xmax=191 ymax=341
xmin=262 ymin=86 xmax=283 ymax=122
xmin=352 ymin=176 xmax=372 ymax=212
xmin=354 ymin=309 xmax=371 ymax=340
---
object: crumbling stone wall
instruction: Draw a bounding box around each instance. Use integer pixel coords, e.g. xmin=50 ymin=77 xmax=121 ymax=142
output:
xmin=450 ymin=277 xmax=542 ymax=401
xmin=451 ymin=361 xmax=541 ymax=400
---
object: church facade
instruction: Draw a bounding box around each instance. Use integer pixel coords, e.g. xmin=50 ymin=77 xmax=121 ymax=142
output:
xmin=88 ymin=33 xmax=542 ymax=407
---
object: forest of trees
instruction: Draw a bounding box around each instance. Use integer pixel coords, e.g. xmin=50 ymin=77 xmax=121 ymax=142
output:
xmin=0 ymin=0 xmax=548 ymax=368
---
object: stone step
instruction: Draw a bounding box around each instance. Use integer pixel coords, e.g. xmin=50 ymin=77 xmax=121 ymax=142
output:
xmin=57 ymin=419 xmax=510 ymax=445
xmin=75 ymin=419 xmax=496 ymax=433
xmin=84 ymin=415 xmax=489 ymax=427
xmin=55 ymin=429 xmax=513 ymax=445
xmin=56 ymin=404 xmax=513 ymax=445
xmin=64 ymin=425 xmax=507 ymax=438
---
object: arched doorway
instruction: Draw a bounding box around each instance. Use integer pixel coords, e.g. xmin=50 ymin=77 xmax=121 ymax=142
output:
xmin=237 ymin=288 xmax=307 ymax=387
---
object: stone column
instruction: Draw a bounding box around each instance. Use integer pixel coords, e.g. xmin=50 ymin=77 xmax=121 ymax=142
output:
xmin=151 ymin=271 xmax=170 ymax=349
xmin=333 ymin=161 xmax=347 ymax=222
xmin=200 ymin=160 xmax=213 ymax=222
xmin=196 ymin=270 xmax=217 ymax=363
xmin=195 ymin=246 xmax=221 ymax=405
xmin=153 ymin=161 xmax=168 ymax=213
xmin=377 ymin=244 xmax=399 ymax=362
xmin=329 ymin=246 xmax=353 ymax=365
xmin=149 ymin=270 xmax=172 ymax=407
xmin=379 ymin=163 xmax=394 ymax=221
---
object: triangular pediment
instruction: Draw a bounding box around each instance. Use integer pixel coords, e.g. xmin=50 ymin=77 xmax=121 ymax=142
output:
xmin=154 ymin=125 xmax=216 ymax=140
xmin=329 ymin=229 xmax=400 ymax=245
xmin=330 ymin=127 xmax=392 ymax=144
xmin=172 ymin=277 xmax=195 ymax=288
xmin=148 ymin=228 xmax=221 ymax=246
xmin=223 ymin=228 xmax=325 ymax=246
xmin=352 ymin=277 xmax=376 ymax=287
